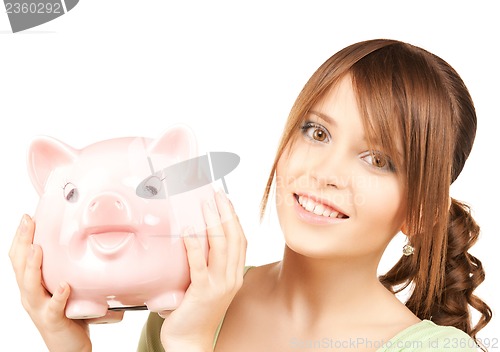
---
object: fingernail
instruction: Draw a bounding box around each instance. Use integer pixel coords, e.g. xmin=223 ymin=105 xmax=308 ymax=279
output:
xmin=227 ymin=196 xmax=234 ymax=210
xmin=180 ymin=228 xmax=189 ymax=238
xmin=181 ymin=226 xmax=195 ymax=238
xmin=19 ymin=215 xmax=28 ymax=234
xmin=57 ymin=282 xmax=66 ymax=295
xmin=217 ymin=189 xmax=229 ymax=203
xmin=28 ymin=244 xmax=35 ymax=260
xmin=206 ymin=199 xmax=217 ymax=213
xmin=217 ymin=189 xmax=234 ymax=210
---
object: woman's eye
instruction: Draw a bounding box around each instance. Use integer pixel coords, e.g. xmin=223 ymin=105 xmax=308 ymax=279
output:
xmin=361 ymin=151 xmax=395 ymax=172
xmin=301 ymin=122 xmax=331 ymax=143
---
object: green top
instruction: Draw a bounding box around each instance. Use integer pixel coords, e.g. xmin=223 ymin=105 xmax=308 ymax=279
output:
xmin=375 ymin=319 xmax=478 ymax=351
xmin=137 ymin=267 xmax=479 ymax=351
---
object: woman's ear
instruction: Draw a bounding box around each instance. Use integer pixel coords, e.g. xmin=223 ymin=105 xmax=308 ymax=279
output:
xmin=400 ymin=222 xmax=408 ymax=235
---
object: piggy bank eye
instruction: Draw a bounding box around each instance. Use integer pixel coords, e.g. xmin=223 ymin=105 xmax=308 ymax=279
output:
xmin=142 ymin=176 xmax=163 ymax=198
xmin=63 ymin=182 xmax=79 ymax=202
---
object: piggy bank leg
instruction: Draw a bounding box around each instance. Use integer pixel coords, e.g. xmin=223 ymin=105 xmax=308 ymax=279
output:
xmin=146 ymin=290 xmax=185 ymax=313
xmin=65 ymin=298 xmax=108 ymax=319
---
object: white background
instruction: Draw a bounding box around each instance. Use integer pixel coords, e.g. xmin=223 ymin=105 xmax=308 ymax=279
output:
xmin=1 ymin=1 xmax=498 ymax=351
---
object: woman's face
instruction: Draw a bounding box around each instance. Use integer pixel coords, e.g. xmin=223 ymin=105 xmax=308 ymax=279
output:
xmin=276 ymin=75 xmax=406 ymax=261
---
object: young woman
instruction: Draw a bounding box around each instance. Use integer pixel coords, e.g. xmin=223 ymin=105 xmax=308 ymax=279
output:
xmin=11 ymin=39 xmax=491 ymax=351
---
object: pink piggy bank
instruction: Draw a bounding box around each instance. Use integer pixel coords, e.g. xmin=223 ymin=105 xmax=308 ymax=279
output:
xmin=27 ymin=125 xmax=215 ymax=319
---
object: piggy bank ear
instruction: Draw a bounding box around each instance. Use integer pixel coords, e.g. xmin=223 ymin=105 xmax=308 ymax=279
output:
xmin=148 ymin=124 xmax=198 ymax=161
xmin=28 ymin=136 xmax=77 ymax=195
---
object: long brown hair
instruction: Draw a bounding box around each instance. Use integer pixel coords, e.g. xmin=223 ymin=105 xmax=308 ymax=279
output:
xmin=260 ymin=39 xmax=491 ymax=342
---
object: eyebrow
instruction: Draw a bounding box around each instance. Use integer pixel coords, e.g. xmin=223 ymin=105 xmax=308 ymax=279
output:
xmin=309 ymin=110 xmax=337 ymax=126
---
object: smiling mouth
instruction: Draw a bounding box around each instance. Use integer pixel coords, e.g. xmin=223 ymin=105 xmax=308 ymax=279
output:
xmin=88 ymin=230 xmax=135 ymax=257
xmin=294 ymin=194 xmax=349 ymax=219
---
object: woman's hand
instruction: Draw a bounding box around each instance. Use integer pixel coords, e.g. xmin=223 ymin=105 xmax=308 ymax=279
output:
xmin=9 ymin=215 xmax=123 ymax=352
xmin=160 ymin=190 xmax=247 ymax=352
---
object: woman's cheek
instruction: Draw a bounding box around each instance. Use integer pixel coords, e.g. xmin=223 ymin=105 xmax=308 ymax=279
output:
xmin=356 ymin=179 xmax=405 ymax=235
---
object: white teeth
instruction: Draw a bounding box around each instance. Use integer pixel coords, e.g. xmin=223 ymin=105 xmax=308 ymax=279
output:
xmin=313 ymin=204 xmax=325 ymax=215
xmin=305 ymin=200 xmax=315 ymax=212
xmin=297 ymin=195 xmax=346 ymax=219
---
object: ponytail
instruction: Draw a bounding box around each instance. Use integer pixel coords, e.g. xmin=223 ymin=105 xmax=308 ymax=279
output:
xmin=432 ymin=199 xmax=492 ymax=338
xmin=379 ymin=198 xmax=491 ymax=348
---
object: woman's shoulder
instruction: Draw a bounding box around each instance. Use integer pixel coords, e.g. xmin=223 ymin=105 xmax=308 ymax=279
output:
xmin=243 ymin=265 xmax=254 ymax=274
xmin=239 ymin=263 xmax=279 ymax=295
xmin=379 ymin=320 xmax=479 ymax=352
xmin=243 ymin=262 xmax=279 ymax=278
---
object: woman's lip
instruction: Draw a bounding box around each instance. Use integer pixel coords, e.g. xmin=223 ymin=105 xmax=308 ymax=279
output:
xmin=293 ymin=193 xmax=349 ymax=218
xmin=292 ymin=194 xmax=349 ymax=225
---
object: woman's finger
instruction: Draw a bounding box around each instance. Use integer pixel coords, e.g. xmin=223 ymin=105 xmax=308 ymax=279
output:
xmin=215 ymin=191 xmax=245 ymax=282
xmin=46 ymin=282 xmax=71 ymax=325
xmin=9 ymin=215 xmax=32 ymax=256
xmin=23 ymin=244 xmax=50 ymax=310
xmin=236 ymin=213 xmax=248 ymax=280
xmin=9 ymin=215 xmax=35 ymax=286
xmin=182 ymin=228 xmax=208 ymax=285
xmin=203 ymin=198 xmax=227 ymax=276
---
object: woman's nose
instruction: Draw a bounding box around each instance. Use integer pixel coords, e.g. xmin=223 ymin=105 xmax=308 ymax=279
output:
xmin=308 ymin=149 xmax=352 ymax=189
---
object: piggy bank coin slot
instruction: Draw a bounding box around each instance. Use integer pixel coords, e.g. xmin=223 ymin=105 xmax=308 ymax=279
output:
xmin=108 ymin=305 xmax=148 ymax=311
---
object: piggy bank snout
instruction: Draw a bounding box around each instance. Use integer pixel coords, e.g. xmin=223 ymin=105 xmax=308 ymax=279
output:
xmin=83 ymin=193 xmax=132 ymax=226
